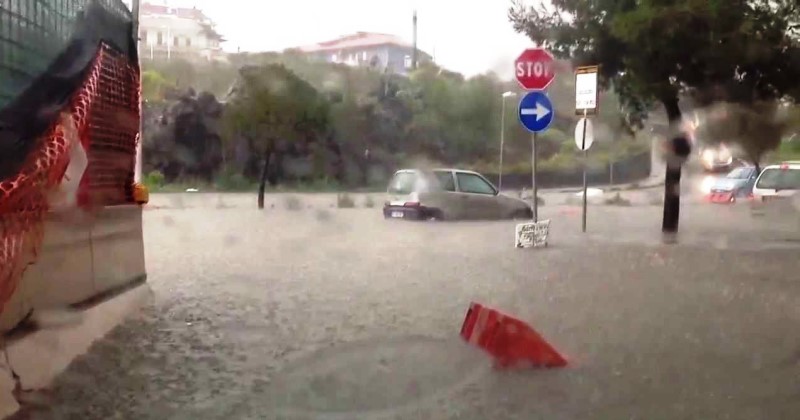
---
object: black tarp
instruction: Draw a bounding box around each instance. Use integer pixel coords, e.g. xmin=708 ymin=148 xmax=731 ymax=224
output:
xmin=0 ymin=0 xmax=137 ymax=181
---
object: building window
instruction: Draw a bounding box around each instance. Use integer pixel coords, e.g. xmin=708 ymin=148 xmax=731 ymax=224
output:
xmin=404 ymin=55 xmax=412 ymax=69
xmin=157 ymin=32 xmax=163 ymax=45
xmin=174 ymin=36 xmax=180 ymax=47
xmin=186 ymin=37 xmax=191 ymax=47
xmin=362 ymin=51 xmax=367 ymax=60
xmin=331 ymin=54 xmax=338 ymax=62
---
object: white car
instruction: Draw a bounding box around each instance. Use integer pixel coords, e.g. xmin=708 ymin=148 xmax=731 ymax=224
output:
xmin=751 ymin=161 xmax=800 ymax=219
xmin=698 ymin=144 xmax=735 ymax=172
xmin=752 ymin=161 xmax=800 ymax=201
xmin=383 ymin=169 xmax=533 ymax=220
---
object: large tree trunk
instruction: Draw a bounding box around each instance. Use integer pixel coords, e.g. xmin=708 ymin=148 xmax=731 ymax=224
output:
xmin=661 ymin=96 xmax=683 ymax=234
xmin=257 ymin=149 xmax=272 ymax=209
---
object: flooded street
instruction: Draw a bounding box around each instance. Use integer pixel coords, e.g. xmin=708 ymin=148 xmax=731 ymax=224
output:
xmin=34 ymin=193 xmax=800 ymax=419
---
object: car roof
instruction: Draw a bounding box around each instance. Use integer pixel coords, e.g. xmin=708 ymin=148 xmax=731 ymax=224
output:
xmin=762 ymin=162 xmax=800 ymax=170
xmin=394 ymin=168 xmax=482 ymax=175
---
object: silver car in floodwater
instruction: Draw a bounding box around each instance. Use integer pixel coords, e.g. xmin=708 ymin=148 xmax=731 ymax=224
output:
xmin=382 ymin=168 xmax=533 ymax=220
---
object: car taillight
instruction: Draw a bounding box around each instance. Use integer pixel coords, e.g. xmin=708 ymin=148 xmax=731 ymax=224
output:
xmin=404 ymin=192 xmax=421 ymax=207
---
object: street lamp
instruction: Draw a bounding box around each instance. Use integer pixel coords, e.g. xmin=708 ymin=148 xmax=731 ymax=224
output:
xmin=499 ymin=91 xmax=517 ymax=191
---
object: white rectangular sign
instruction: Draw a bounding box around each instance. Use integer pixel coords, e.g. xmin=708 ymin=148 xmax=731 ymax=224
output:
xmin=515 ymin=220 xmax=550 ymax=249
xmin=575 ymin=66 xmax=599 ymax=114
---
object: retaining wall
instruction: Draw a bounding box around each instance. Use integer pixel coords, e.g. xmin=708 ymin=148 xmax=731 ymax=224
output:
xmin=485 ymin=151 xmax=652 ymax=190
xmin=0 ymin=206 xmax=146 ymax=333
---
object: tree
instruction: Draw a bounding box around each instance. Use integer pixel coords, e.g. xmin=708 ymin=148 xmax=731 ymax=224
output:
xmin=509 ymin=0 xmax=800 ymax=234
xmin=224 ymin=64 xmax=329 ymax=208
xmin=141 ymin=70 xmax=172 ymax=102
xmin=697 ymin=102 xmax=798 ymax=173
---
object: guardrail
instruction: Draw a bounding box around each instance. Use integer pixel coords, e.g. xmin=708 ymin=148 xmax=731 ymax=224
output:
xmin=484 ymin=151 xmax=652 ymax=190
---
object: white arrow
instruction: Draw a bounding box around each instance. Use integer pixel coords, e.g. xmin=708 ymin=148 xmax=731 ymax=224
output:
xmin=520 ymin=102 xmax=551 ymax=121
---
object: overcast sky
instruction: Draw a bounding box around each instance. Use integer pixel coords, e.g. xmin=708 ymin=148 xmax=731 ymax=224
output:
xmin=125 ymin=0 xmax=533 ymax=78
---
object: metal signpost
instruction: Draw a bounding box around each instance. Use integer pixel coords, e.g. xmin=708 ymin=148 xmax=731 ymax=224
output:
xmin=518 ymin=91 xmax=554 ymax=222
xmin=514 ymin=49 xmax=555 ymax=222
xmin=513 ymin=48 xmax=555 ymax=249
xmin=574 ymin=65 xmax=599 ymax=233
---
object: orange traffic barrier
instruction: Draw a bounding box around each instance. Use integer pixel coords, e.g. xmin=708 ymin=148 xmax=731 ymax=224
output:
xmin=460 ymin=302 xmax=567 ymax=369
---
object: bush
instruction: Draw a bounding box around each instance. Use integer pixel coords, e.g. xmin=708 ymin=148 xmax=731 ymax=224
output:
xmin=284 ymin=195 xmax=302 ymax=210
xmin=215 ymin=168 xmax=256 ymax=191
xmin=337 ymin=193 xmax=356 ymax=208
xmin=363 ymin=195 xmax=376 ymax=208
xmin=143 ymin=170 xmax=165 ymax=190
xmin=604 ymin=192 xmax=632 ymax=206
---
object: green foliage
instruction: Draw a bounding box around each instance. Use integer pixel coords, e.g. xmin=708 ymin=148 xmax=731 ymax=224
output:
xmin=697 ymin=102 xmax=791 ymax=166
xmin=214 ymin=167 xmax=257 ymax=191
xmin=143 ymin=170 xmax=165 ymax=190
xmin=284 ymin=195 xmax=303 ymax=210
xmin=298 ymin=177 xmax=342 ymax=192
xmin=363 ymin=195 xmax=376 ymax=208
xmin=224 ymin=63 xmax=330 ymax=158
xmin=336 ymin=193 xmax=356 ymax=208
xmin=771 ymin=135 xmax=800 ymax=162
xmin=145 ymin=51 xmax=651 ymax=189
xmin=141 ymin=70 xmax=172 ymax=102
xmin=143 ymin=59 xmax=239 ymax=98
xmin=509 ymin=0 xmax=800 ymax=161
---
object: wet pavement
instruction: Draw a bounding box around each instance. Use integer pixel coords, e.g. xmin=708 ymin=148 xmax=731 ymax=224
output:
xmin=28 ymin=193 xmax=800 ymax=419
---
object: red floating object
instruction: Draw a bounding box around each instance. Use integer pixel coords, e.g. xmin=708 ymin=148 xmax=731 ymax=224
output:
xmin=460 ymin=302 xmax=567 ymax=369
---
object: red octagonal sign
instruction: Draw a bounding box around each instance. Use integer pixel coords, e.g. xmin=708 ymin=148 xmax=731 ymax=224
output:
xmin=515 ymin=48 xmax=555 ymax=90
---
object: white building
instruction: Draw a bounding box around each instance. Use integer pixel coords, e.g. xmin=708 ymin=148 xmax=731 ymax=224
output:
xmin=138 ymin=2 xmax=226 ymax=62
xmin=294 ymin=32 xmax=431 ymax=76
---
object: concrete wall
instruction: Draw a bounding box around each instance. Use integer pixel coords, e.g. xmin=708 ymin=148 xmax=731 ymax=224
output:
xmin=0 ymin=206 xmax=146 ymax=333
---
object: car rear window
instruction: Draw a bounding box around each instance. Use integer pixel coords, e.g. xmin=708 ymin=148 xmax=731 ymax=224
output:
xmin=756 ymin=168 xmax=800 ymax=190
xmin=388 ymin=172 xmax=418 ymax=194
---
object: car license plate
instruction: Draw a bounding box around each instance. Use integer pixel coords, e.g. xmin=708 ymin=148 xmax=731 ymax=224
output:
xmin=391 ymin=211 xmax=404 ymax=218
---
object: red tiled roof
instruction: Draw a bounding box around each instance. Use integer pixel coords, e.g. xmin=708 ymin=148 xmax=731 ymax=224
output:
xmin=298 ymin=32 xmax=412 ymax=53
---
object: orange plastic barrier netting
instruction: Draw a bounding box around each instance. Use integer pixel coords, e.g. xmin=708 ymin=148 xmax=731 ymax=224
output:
xmin=0 ymin=42 xmax=140 ymax=314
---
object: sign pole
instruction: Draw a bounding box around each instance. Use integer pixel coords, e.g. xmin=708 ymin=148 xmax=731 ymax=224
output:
xmin=581 ymin=109 xmax=588 ymax=233
xmin=532 ymin=131 xmax=538 ymax=222
xmin=499 ymin=98 xmax=506 ymax=191
xmin=575 ymin=65 xmax=597 ymax=234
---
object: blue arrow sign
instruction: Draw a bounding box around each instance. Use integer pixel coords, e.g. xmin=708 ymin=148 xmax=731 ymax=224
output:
xmin=518 ymin=91 xmax=554 ymax=133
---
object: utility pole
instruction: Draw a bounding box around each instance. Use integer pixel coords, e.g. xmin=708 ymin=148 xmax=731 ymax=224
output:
xmin=412 ymin=10 xmax=418 ymax=70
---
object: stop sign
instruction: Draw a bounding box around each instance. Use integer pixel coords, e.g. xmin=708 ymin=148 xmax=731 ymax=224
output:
xmin=515 ymin=48 xmax=555 ymax=90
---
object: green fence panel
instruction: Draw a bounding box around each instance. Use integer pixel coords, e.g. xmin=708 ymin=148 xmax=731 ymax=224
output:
xmin=0 ymin=0 xmax=132 ymax=108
